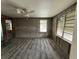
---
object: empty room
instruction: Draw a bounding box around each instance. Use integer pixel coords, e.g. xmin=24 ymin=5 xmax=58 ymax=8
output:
xmin=1 ymin=0 xmax=77 ymax=59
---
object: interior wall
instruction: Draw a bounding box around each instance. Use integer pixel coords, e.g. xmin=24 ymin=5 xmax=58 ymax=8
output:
xmin=1 ymin=15 xmax=13 ymax=43
xmin=51 ymin=3 xmax=76 ymax=59
xmin=52 ymin=17 xmax=57 ymax=41
xmin=15 ymin=18 xmax=52 ymax=38
xmin=52 ymin=17 xmax=71 ymax=59
xmin=69 ymin=6 xmax=77 ymax=59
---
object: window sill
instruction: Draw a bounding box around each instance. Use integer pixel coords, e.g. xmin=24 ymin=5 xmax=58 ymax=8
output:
xmin=56 ymin=35 xmax=72 ymax=44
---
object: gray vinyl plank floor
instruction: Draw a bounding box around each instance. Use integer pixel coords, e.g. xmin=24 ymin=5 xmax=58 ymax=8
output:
xmin=1 ymin=38 xmax=61 ymax=59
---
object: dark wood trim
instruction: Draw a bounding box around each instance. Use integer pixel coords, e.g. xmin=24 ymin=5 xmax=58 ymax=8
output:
xmin=1 ymin=18 xmax=8 ymax=43
xmin=12 ymin=18 xmax=16 ymax=37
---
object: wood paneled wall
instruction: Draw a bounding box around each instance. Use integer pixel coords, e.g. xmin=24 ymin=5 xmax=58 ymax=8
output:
xmin=15 ymin=18 xmax=52 ymax=38
xmin=1 ymin=15 xmax=52 ymax=41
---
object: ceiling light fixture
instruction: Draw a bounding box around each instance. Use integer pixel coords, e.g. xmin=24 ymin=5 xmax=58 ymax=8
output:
xmin=16 ymin=9 xmax=25 ymax=14
xmin=16 ymin=9 xmax=21 ymax=14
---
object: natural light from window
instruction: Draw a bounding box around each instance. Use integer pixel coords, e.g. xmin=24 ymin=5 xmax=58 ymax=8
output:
xmin=40 ymin=20 xmax=47 ymax=32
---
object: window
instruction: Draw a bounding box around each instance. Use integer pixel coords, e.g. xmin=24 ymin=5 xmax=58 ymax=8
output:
xmin=63 ymin=10 xmax=76 ymax=41
xmin=57 ymin=9 xmax=76 ymax=42
xmin=5 ymin=20 xmax=12 ymax=30
xmin=40 ymin=20 xmax=47 ymax=32
xmin=57 ymin=16 xmax=65 ymax=36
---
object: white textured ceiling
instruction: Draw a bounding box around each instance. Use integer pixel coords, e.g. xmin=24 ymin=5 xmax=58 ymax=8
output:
xmin=1 ymin=0 xmax=76 ymax=17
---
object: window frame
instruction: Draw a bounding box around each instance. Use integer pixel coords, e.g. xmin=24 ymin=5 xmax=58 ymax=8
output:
xmin=56 ymin=15 xmax=66 ymax=37
xmin=56 ymin=11 xmax=75 ymax=43
xmin=40 ymin=20 xmax=47 ymax=32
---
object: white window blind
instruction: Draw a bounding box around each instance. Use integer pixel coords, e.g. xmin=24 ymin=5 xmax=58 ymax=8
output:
xmin=57 ymin=9 xmax=76 ymax=42
xmin=63 ymin=10 xmax=76 ymax=41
